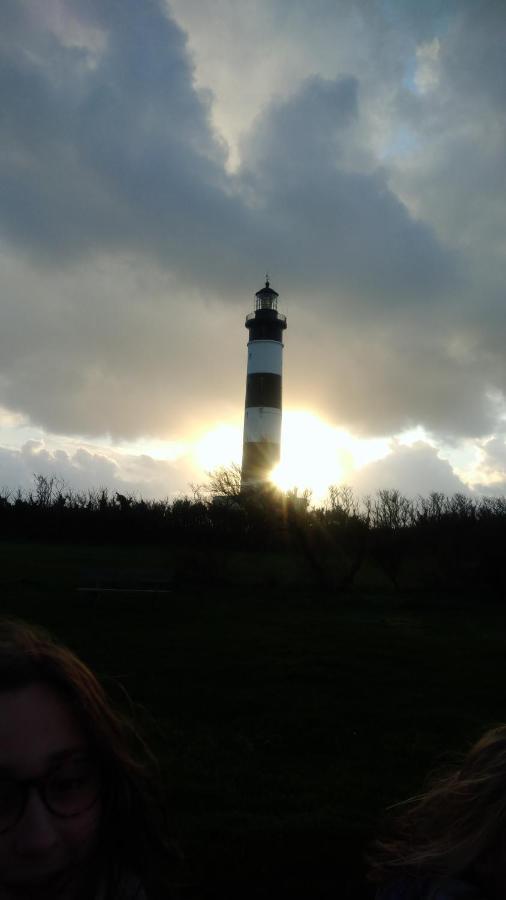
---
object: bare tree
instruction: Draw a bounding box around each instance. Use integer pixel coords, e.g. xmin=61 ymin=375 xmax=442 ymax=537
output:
xmin=206 ymin=463 xmax=242 ymax=499
xmin=32 ymin=474 xmax=66 ymax=508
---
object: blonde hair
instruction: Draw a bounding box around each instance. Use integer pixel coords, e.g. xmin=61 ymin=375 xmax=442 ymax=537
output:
xmin=368 ymin=726 xmax=506 ymax=895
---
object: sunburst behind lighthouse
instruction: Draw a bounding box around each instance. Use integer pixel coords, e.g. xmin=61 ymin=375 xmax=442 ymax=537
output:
xmin=241 ymin=279 xmax=287 ymax=489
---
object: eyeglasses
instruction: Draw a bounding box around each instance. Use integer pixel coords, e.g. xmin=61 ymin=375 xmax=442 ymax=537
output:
xmin=0 ymin=758 xmax=101 ymax=834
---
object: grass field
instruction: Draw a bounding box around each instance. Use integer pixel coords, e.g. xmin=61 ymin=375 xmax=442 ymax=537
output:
xmin=1 ymin=541 xmax=506 ymax=898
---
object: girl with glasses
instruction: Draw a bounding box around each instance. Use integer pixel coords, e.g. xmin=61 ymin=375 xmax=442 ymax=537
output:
xmin=0 ymin=618 xmax=175 ymax=900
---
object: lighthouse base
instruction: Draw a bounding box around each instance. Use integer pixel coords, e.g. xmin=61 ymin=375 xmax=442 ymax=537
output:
xmin=241 ymin=441 xmax=280 ymax=488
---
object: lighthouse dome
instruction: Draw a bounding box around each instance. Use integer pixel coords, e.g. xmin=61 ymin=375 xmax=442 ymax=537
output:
xmin=255 ymin=280 xmax=279 ymax=310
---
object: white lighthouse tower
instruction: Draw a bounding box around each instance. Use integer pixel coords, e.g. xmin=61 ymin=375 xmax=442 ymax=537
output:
xmin=241 ymin=280 xmax=287 ymax=489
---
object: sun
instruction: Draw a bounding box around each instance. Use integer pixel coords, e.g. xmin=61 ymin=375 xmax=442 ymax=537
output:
xmin=193 ymin=411 xmax=391 ymax=500
xmin=269 ymin=411 xmax=349 ymax=499
xmin=271 ymin=412 xmax=391 ymax=500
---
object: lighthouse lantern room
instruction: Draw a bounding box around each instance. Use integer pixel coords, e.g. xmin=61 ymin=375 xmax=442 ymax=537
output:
xmin=241 ymin=280 xmax=287 ymax=489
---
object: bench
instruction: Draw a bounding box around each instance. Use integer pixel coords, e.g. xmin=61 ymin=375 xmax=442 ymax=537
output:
xmin=77 ymin=567 xmax=173 ymax=598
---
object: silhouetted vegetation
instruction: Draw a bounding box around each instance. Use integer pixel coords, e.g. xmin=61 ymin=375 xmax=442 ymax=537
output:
xmin=3 ymin=550 xmax=506 ymax=899
xmin=2 ymin=474 xmax=506 ymax=897
xmin=0 ymin=473 xmax=505 ymax=594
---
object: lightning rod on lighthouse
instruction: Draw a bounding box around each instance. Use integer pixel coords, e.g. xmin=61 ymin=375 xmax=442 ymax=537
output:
xmin=241 ymin=279 xmax=287 ymax=489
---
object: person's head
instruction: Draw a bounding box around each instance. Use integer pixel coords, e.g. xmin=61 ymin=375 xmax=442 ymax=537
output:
xmin=0 ymin=618 xmax=171 ymax=900
xmin=368 ymin=726 xmax=506 ymax=899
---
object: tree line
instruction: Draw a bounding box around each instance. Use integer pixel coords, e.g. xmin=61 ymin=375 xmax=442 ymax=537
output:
xmin=0 ymin=470 xmax=505 ymax=593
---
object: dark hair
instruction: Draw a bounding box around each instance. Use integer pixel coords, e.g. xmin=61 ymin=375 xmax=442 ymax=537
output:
xmin=368 ymin=727 xmax=506 ymax=898
xmin=0 ymin=617 xmax=178 ymax=899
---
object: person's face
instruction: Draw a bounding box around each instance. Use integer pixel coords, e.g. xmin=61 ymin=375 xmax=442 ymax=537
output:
xmin=0 ymin=682 xmax=101 ymax=900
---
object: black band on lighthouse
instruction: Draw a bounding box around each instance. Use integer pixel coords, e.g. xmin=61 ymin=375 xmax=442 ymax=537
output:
xmin=245 ymin=373 xmax=282 ymax=409
xmin=247 ymin=320 xmax=285 ymax=342
xmin=242 ymin=442 xmax=280 ymax=479
xmin=246 ymin=307 xmax=286 ymax=343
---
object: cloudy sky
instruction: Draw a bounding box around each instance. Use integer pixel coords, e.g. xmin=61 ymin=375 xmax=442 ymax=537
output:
xmin=1 ymin=0 xmax=505 ymax=501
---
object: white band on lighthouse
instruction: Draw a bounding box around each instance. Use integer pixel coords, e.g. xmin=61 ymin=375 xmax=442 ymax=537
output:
xmin=247 ymin=340 xmax=283 ymax=376
xmin=243 ymin=407 xmax=282 ymax=444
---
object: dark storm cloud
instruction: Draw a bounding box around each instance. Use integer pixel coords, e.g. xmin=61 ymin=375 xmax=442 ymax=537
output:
xmin=389 ymin=0 xmax=506 ymax=261
xmin=379 ymin=1 xmax=506 ymax=443
xmin=0 ymin=256 xmax=245 ymax=438
xmin=0 ymin=0 xmax=251 ymax=281
xmin=238 ymin=74 xmax=456 ymax=306
xmin=442 ymin=0 xmax=506 ymax=112
xmin=285 ymin=316 xmax=501 ymax=439
xmin=0 ymin=0 xmax=504 ymax=447
xmin=0 ymin=0 xmax=453 ymax=297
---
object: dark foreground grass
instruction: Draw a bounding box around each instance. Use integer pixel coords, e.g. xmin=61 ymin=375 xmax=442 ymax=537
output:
xmin=1 ymin=541 xmax=506 ymax=898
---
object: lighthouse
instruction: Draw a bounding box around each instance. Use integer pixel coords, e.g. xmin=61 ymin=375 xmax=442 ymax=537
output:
xmin=241 ymin=280 xmax=287 ymax=489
